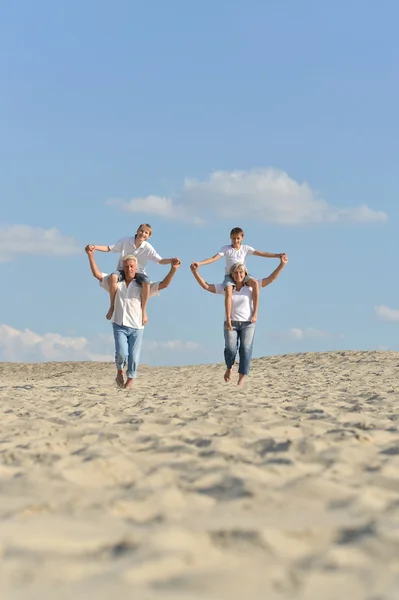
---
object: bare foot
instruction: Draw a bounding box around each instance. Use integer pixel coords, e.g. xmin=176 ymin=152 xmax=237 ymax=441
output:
xmin=224 ymin=368 xmax=232 ymax=382
xmin=124 ymin=378 xmax=134 ymax=390
xmin=106 ymin=307 xmax=114 ymax=320
xmin=115 ymin=371 xmax=124 ymax=388
xmin=237 ymin=374 xmax=245 ymax=387
xmin=142 ymin=313 xmax=149 ymax=326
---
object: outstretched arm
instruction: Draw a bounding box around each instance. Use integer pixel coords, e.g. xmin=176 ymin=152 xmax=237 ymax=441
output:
xmin=85 ymin=244 xmax=110 ymax=253
xmin=159 ymin=257 xmax=180 ymax=265
xmin=190 ymin=265 xmax=217 ymax=293
xmin=158 ymin=259 xmax=181 ymax=291
xmin=261 ymin=255 xmax=288 ymax=288
xmin=85 ymin=246 xmax=103 ymax=281
xmin=190 ymin=254 xmax=222 ymax=269
xmin=253 ymin=250 xmax=286 ymax=259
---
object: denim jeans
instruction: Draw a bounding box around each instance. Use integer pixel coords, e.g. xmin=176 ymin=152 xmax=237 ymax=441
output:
xmin=112 ymin=270 xmax=150 ymax=285
xmin=222 ymin=273 xmax=253 ymax=289
xmin=224 ymin=321 xmax=256 ymax=376
xmin=112 ymin=323 xmax=144 ymax=379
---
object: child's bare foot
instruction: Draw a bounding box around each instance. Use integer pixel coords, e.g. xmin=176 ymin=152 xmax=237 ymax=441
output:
xmin=142 ymin=312 xmax=149 ymax=326
xmin=124 ymin=378 xmax=133 ymax=390
xmin=237 ymin=374 xmax=245 ymax=387
xmin=224 ymin=368 xmax=232 ymax=382
xmin=106 ymin=307 xmax=114 ymax=320
xmin=115 ymin=371 xmax=124 ymax=388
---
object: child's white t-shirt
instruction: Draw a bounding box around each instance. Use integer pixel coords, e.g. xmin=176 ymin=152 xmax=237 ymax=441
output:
xmin=218 ymin=244 xmax=255 ymax=274
xmin=109 ymin=237 xmax=162 ymax=273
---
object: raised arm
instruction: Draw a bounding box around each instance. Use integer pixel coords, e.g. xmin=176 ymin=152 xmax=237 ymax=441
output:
xmin=85 ymin=246 xmax=103 ymax=281
xmin=253 ymin=250 xmax=286 ymax=259
xmin=158 ymin=259 xmax=181 ymax=291
xmin=190 ymin=254 xmax=222 ymax=269
xmin=190 ymin=265 xmax=217 ymax=293
xmin=260 ymin=255 xmax=288 ymax=288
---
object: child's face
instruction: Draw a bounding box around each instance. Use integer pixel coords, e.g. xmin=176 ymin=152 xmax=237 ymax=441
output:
xmin=230 ymin=233 xmax=244 ymax=247
xmin=136 ymin=227 xmax=151 ymax=241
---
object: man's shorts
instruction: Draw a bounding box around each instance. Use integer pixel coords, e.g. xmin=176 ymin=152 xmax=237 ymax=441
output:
xmin=112 ymin=270 xmax=151 ymax=285
xmin=223 ymin=273 xmax=254 ymax=289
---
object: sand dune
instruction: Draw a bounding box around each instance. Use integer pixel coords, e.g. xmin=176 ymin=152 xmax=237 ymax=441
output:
xmin=1 ymin=350 xmax=399 ymax=599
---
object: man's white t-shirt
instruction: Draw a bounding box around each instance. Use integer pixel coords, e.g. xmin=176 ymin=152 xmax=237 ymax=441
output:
xmin=218 ymin=244 xmax=255 ymax=274
xmin=100 ymin=274 xmax=160 ymax=329
xmin=215 ymin=280 xmax=261 ymax=321
xmin=109 ymin=237 xmax=162 ymax=273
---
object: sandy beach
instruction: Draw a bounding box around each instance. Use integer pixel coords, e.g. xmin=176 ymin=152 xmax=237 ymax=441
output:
xmin=0 ymin=350 xmax=398 ymax=599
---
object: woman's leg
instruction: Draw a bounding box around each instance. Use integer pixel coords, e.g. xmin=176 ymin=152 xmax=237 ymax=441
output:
xmin=125 ymin=328 xmax=144 ymax=389
xmin=237 ymin=322 xmax=256 ymax=385
xmin=223 ymin=324 xmax=238 ymax=382
xmin=112 ymin=323 xmax=128 ymax=387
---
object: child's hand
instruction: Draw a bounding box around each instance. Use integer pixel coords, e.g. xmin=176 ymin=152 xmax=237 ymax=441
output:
xmin=190 ymin=262 xmax=199 ymax=270
xmin=171 ymin=258 xmax=181 ymax=267
xmin=85 ymin=244 xmax=95 ymax=254
xmin=281 ymin=254 xmax=288 ymax=264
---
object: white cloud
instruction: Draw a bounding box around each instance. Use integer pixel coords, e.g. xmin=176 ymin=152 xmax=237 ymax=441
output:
xmin=286 ymin=327 xmax=331 ymax=340
xmin=0 ymin=225 xmax=81 ymax=262
xmin=144 ymin=340 xmax=201 ymax=351
xmin=106 ymin=196 xmax=204 ymax=226
xmin=374 ymin=305 xmax=399 ymax=322
xmin=0 ymin=324 xmax=201 ymax=363
xmin=107 ymin=168 xmax=387 ymax=226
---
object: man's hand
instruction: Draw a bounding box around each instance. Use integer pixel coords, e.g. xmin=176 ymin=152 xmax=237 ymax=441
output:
xmin=190 ymin=261 xmax=199 ymax=270
xmin=281 ymin=254 xmax=288 ymax=264
xmin=85 ymin=244 xmax=95 ymax=255
xmin=171 ymin=258 xmax=181 ymax=268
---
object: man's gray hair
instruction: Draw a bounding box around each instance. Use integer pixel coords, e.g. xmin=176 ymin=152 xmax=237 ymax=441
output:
xmin=229 ymin=262 xmax=248 ymax=276
xmin=123 ymin=254 xmax=138 ymax=264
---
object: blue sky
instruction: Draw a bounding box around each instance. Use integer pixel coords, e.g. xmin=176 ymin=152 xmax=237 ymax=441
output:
xmin=1 ymin=0 xmax=398 ymax=366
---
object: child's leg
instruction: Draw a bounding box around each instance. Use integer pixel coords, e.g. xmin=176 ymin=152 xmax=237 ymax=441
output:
xmin=140 ymin=282 xmax=150 ymax=326
xmin=245 ymin=277 xmax=259 ymax=323
xmin=106 ymin=273 xmax=120 ymax=320
xmin=224 ymin=285 xmax=233 ymax=330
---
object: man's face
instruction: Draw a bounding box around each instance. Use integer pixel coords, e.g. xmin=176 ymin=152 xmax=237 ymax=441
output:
xmin=124 ymin=259 xmax=137 ymax=279
xmin=136 ymin=227 xmax=151 ymax=242
xmin=230 ymin=233 xmax=243 ymax=247
xmin=231 ymin=268 xmax=246 ymax=284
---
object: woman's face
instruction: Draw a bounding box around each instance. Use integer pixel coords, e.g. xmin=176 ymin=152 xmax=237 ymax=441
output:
xmin=231 ymin=268 xmax=246 ymax=284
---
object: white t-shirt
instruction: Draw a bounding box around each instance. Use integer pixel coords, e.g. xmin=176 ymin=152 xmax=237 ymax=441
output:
xmin=218 ymin=244 xmax=255 ymax=274
xmin=109 ymin=237 xmax=162 ymax=273
xmin=215 ymin=280 xmax=261 ymax=321
xmin=100 ymin=274 xmax=160 ymax=329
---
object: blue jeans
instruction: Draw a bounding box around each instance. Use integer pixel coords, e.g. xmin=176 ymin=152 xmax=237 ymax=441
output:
xmin=113 ymin=270 xmax=150 ymax=285
xmin=224 ymin=321 xmax=256 ymax=376
xmin=112 ymin=323 xmax=144 ymax=379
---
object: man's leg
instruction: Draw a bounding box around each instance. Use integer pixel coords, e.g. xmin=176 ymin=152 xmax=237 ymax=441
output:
xmin=237 ymin=322 xmax=256 ymax=386
xmin=112 ymin=323 xmax=128 ymax=387
xmin=223 ymin=324 xmax=238 ymax=383
xmin=125 ymin=328 xmax=144 ymax=389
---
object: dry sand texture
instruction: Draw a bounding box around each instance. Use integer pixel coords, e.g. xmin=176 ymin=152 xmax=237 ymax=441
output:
xmin=0 ymin=350 xmax=399 ymax=600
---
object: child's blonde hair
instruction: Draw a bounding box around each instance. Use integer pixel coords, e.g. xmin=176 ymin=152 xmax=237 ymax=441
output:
xmin=137 ymin=223 xmax=152 ymax=236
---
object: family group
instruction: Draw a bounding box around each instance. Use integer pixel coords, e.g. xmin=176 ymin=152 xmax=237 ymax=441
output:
xmin=85 ymin=224 xmax=288 ymax=389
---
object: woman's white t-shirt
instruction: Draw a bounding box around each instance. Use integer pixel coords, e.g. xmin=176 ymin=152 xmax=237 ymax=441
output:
xmin=218 ymin=244 xmax=255 ymax=274
xmin=214 ymin=280 xmax=261 ymax=321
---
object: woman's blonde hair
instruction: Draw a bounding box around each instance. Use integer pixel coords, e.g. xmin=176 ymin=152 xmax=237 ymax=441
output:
xmin=229 ymin=262 xmax=248 ymax=277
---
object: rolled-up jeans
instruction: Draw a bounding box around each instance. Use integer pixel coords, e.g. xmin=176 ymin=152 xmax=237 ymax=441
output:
xmin=112 ymin=323 xmax=144 ymax=379
xmin=224 ymin=321 xmax=256 ymax=376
